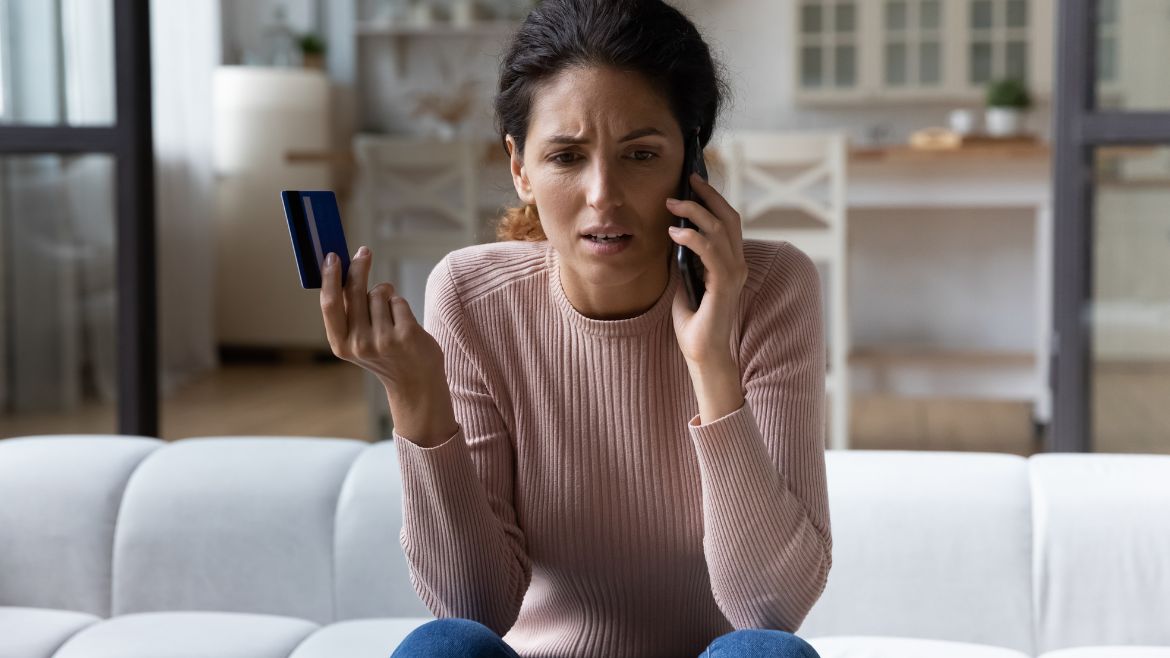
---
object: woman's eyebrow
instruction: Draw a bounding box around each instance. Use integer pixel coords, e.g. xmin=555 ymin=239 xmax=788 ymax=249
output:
xmin=544 ymin=127 xmax=666 ymax=145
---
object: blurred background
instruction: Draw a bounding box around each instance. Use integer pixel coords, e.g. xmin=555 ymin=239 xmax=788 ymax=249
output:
xmin=1 ymin=0 xmax=1167 ymax=455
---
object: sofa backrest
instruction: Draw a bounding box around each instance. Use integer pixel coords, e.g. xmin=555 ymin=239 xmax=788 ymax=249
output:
xmin=333 ymin=440 xmax=431 ymax=618
xmin=6 ymin=432 xmax=1169 ymax=653
xmin=1029 ymin=453 xmax=1170 ymax=652
xmin=110 ymin=436 xmax=365 ymax=624
xmin=0 ymin=435 xmax=160 ymax=617
xmin=799 ymin=450 xmax=1035 ymax=655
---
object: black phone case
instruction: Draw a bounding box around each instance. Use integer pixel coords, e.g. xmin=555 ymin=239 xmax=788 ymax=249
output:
xmin=674 ymin=132 xmax=708 ymax=310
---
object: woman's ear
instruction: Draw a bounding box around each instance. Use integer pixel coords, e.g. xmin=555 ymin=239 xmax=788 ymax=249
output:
xmin=505 ymin=134 xmax=535 ymax=205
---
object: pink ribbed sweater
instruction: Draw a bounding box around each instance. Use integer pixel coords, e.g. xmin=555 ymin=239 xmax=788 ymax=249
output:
xmin=393 ymin=238 xmax=832 ymax=658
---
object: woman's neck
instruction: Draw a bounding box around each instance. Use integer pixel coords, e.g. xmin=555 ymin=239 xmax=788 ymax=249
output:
xmin=558 ymin=259 xmax=671 ymax=321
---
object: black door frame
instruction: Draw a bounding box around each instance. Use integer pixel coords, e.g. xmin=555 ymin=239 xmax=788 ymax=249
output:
xmin=0 ymin=0 xmax=157 ymax=436
xmin=1051 ymin=0 xmax=1170 ymax=451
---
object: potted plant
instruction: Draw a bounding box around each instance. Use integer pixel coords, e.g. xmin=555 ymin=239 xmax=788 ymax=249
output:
xmin=985 ymin=78 xmax=1032 ymax=137
xmin=298 ymin=33 xmax=326 ymax=71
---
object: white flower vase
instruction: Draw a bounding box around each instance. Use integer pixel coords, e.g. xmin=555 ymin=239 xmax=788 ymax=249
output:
xmin=986 ymin=107 xmax=1026 ymax=137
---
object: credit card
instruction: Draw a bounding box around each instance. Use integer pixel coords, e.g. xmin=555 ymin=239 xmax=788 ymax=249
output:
xmin=280 ymin=190 xmax=350 ymax=289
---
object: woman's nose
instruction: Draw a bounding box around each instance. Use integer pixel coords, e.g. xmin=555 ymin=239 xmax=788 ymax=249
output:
xmin=585 ymin=158 xmax=624 ymax=211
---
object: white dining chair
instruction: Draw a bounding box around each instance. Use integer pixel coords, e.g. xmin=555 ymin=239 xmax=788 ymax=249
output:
xmin=351 ymin=134 xmax=487 ymax=440
xmin=715 ymin=131 xmax=851 ymax=451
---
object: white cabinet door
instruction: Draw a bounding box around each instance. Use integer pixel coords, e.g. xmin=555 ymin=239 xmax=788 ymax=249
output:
xmin=794 ymin=0 xmax=1054 ymax=104
xmin=794 ymin=0 xmax=865 ymax=102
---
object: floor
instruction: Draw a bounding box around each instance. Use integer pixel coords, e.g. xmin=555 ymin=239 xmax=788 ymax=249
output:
xmin=2 ymin=360 xmax=1165 ymax=454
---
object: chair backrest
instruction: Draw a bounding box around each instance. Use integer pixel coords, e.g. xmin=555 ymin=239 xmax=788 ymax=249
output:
xmin=716 ymin=130 xmax=847 ymax=251
xmin=352 ymin=135 xmax=484 ymax=256
xmin=800 ymin=450 xmax=1035 ymax=656
xmin=0 ymin=435 xmax=160 ymax=617
xmin=1029 ymin=453 xmax=1170 ymax=652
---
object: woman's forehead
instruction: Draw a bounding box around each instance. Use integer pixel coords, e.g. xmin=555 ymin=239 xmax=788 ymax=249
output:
xmin=528 ymin=66 xmax=678 ymax=143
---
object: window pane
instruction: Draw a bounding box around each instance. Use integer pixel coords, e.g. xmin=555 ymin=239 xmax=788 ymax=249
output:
xmin=920 ymin=41 xmax=942 ymax=85
xmin=1094 ymin=0 xmax=1170 ymax=110
xmin=801 ymin=45 xmax=824 ymax=87
xmin=835 ymin=44 xmax=857 ymax=87
xmin=886 ymin=1 xmax=908 ymax=31
xmin=886 ymin=42 xmax=908 ymax=86
xmin=801 ymin=3 xmax=823 ymax=34
xmin=971 ymin=0 xmax=993 ymax=30
xmin=1005 ymin=40 xmax=1028 ymax=83
xmin=835 ymin=3 xmax=856 ymax=33
xmin=970 ymin=41 xmax=993 ymax=84
xmin=0 ymin=0 xmax=116 ymax=126
xmin=1098 ymin=35 xmax=1118 ymax=83
xmin=921 ymin=0 xmax=942 ymax=29
xmin=1091 ymin=146 xmax=1170 ymax=454
xmin=1006 ymin=0 xmax=1028 ymax=28
xmin=0 ymin=154 xmax=118 ymax=437
xmin=1099 ymin=0 xmax=1118 ymax=24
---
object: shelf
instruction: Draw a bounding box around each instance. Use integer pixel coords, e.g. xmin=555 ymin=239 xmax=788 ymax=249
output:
xmin=850 ymin=141 xmax=1051 ymax=162
xmin=355 ymin=19 xmax=521 ymax=78
xmin=355 ymin=19 xmax=520 ymax=37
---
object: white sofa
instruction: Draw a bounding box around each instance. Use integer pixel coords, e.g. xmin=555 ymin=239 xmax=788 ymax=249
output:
xmin=1 ymin=434 xmax=1168 ymax=658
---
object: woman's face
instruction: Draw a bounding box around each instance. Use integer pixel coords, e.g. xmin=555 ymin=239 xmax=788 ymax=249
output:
xmin=506 ymin=65 xmax=685 ymax=303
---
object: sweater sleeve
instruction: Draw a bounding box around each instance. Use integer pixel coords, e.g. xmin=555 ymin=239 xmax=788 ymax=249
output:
xmin=392 ymin=255 xmax=532 ymax=636
xmin=687 ymin=242 xmax=833 ymax=632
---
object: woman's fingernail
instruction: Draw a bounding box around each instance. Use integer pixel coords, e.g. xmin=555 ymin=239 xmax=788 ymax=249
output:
xmin=665 ymin=197 xmax=679 ymax=205
xmin=668 ymin=226 xmax=682 ymax=234
xmin=325 ymin=253 xmax=336 ymax=267
xmin=356 ymin=246 xmax=368 ymax=258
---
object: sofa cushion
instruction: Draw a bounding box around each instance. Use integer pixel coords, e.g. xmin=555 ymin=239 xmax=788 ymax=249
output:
xmin=1039 ymin=648 xmax=1170 ymax=658
xmin=808 ymin=635 xmax=1031 ymax=658
xmin=111 ymin=437 xmax=365 ymax=623
xmin=799 ymin=451 xmax=1034 ymax=655
xmin=1030 ymin=454 xmax=1170 ymax=652
xmin=334 ymin=441 xmax=432 ymax=618
xmin=0 ymin=435 xmax=160 ymax=616
xmin=288 ymin=618 xmax=434 ymax=658
xmin=0 ymin=606 xmax=99 ymax=658
xmin=51 ymin=611 xmax=317 ymax=658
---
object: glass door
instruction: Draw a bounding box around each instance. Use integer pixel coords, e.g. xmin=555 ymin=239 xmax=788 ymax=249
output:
xmin=1051 ymin=0 xmax=1170 ymax=453
xmin=0 ymin=0 xmax=156 ymax=437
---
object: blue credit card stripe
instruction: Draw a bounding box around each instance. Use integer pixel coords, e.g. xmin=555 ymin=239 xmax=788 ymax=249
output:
xmin=302 ymin=194 xmax=326 ymax=266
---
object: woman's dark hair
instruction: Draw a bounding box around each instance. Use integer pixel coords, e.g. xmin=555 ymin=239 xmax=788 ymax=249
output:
xmin=493 ymin=0 xmax=730 ymax=241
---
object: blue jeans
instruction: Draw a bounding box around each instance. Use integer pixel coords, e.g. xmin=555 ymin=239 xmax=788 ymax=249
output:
xmin=389 ymin=618 xmax=822 ymax=658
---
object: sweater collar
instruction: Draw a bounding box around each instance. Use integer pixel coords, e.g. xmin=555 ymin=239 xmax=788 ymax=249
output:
xmin=545 ymin=242 xmax=679 ymax=337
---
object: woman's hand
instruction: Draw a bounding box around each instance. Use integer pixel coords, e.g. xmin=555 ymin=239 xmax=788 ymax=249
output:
xmin=665 ymin=172 xmax=748 ymax=369
xmin=320 ymin=245 xmax=459 ymax=447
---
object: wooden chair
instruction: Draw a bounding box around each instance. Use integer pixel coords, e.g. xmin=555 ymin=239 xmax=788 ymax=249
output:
xmin=351 ymin=134 xmax=486 ymax=440
xmin=714 ymin=131 xmax=851 ymax=450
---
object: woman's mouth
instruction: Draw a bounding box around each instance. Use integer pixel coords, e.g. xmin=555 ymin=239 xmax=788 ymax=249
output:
xmin=581 ymin=233 xmax=633 ymax=255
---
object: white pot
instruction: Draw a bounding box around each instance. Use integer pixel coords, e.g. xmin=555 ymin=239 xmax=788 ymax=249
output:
xmin=985 ymin=107 xmax=1026 ymax=137
xmin=948 ymin=109 xmax=978 ymax=136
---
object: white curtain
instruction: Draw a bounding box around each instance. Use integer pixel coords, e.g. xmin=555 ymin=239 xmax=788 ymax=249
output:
xmin=150 ymin=0 xmax=221 ymax=397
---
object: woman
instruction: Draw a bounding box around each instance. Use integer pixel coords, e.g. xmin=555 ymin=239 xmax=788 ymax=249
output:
xmin=319 ymin=0 xmax=831 ymax=656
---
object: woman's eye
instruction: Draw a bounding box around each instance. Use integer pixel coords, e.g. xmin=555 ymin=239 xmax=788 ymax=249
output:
xmin=549 ymin=151 xmax=657 ymax=165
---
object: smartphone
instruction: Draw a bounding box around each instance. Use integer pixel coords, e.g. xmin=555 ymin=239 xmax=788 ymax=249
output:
xmin=281 ymin=190 xmax=350 ymax=289
xmin=673 ymin=131 xmax=709 ymax=310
